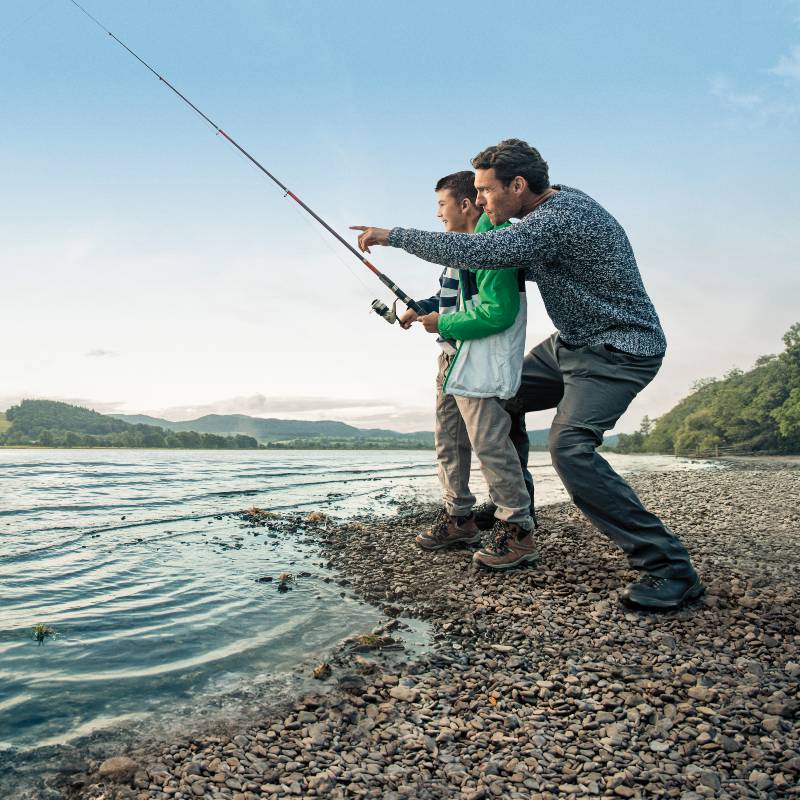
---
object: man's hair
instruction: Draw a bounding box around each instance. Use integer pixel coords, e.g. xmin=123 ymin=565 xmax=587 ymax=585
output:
xmin=471 ymin=139 xmax=550 ymax=193
xmin=434 ymin=170 xmax=477 ymax=205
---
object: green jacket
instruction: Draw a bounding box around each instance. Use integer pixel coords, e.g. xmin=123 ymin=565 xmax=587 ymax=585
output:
xmin=437 ymin=214 xmax=518 ymax=342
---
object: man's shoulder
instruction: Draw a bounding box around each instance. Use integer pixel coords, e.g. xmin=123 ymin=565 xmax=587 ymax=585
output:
xmin=517 ymin=185 xmax=609 ymax=230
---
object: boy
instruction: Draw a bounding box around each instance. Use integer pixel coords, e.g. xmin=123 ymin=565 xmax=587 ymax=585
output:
xmin=410 ymin=171 xmax=536 ymax=568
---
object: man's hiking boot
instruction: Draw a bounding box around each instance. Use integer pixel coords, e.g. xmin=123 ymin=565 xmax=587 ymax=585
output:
xmin=474 ymin=498 xmax=537 ymax=532
xmin=415 ymin=510 xmax=481 ymax=551
xmin=621 ymin=570 xmax=705 ymax=611
xmin=473 ymin=502 xmax=499 ymax=532
xmin=472 ymin=521 xmax=538 ymax=570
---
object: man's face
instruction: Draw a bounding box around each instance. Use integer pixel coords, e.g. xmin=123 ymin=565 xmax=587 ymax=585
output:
xmin=474 ymin=168 xmax=523 ymax=224
xmin=436 ymin=189 xmax=474 ymax=232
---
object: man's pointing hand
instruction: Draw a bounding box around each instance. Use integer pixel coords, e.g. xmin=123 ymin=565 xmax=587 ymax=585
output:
xmin=350 ymin=226 xmax=391 ymax=254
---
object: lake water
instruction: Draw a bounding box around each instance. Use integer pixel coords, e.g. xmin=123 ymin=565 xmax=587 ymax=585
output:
xmin=0 ymin=448 xmax=709 ymax=760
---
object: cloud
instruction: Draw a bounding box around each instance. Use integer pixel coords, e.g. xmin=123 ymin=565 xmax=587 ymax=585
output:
xmin=709 ymin=65 xmax=799 ymax=123
xmin=153 ymin=393 xmax=392 ymax=420
xmin=709 ymin=75 xmax=763 ymax=109
xmin=770 ymin=45 xmax=800 ymax=80
xmin=143 ymin=393 xmax=433 ymax=432
xmin=86 ymin=348 xmax=119 ymax=358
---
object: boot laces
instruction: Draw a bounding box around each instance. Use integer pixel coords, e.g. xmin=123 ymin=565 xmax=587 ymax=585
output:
xmin=429 ymin=508 xmax=470 ymax=543
xmin=486 ymin=522 xmax=513 ymax=555
xmin=429 ymin=508 xmax=451 ymax=541
xmin=639 ymin=574 xmax=667 ymax=589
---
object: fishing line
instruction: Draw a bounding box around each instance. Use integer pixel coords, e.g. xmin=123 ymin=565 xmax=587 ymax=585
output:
xmin=285 ymin=200 xmax=376 ymax=298
xmin=226 ymin=141 xmax=374 ymax=298
xmin=63 ymin=0 xmax=424 ymax=321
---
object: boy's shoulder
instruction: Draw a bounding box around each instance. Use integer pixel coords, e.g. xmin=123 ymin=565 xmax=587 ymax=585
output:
xmin=471 ymin=214 xmax=518 ymax=289
xmin=473 ymin=212 xmax=511 ymax=234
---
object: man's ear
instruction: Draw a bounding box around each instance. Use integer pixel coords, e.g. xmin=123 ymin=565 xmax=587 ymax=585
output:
xmin=513 ymin=176 xmax=528 ymax=194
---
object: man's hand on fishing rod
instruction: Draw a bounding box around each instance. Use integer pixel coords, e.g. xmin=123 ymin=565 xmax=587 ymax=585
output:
xmin=399 ymin=309 xmax=418 ymax=329
xmin=418 ymin=312 xmax=440 ymax=334
xmin=350 ymin=226 xmax=391 ymax=254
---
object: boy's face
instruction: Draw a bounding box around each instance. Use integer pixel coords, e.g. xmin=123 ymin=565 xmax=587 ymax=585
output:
xmin=436 ymin=189 xmax=475 ymax=232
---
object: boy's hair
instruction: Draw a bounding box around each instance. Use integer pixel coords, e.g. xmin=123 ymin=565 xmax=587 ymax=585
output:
xmin=434 ymin=170 xmax=477 ymax=205
xmin=471 ymin=138 xmax=550 ymax=193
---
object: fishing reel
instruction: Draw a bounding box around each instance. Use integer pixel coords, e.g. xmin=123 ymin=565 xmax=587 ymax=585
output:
xmin=371 ymin=298 xmax=399 ymax=324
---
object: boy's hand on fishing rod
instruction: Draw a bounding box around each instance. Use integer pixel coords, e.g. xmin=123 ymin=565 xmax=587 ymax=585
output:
xmin=399 ymin=309 xmax=418 ymax=329
xmin=350 ymin=226 xmax=390 ymax=254
xmin=418 ymin=312 xmax=440 ymax=334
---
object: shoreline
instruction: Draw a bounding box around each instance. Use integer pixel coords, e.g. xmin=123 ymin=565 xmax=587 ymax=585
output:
xmin=27 ymin=461 xmax=800 ymax=798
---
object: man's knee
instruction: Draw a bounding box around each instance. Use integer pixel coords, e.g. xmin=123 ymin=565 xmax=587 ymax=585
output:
xmin=548 ymin=423 xmax=601 ymax=471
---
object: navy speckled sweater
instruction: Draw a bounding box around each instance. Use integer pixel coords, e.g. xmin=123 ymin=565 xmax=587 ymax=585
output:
xmin=388 ymin=185 xmax=667 ymax=357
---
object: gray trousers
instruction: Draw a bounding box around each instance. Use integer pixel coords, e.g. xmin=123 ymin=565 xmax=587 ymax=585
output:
xmin=435 ymin=353 xmax=533 ymax=528
xmin=509 ymin=334 xmax=693 ymax=578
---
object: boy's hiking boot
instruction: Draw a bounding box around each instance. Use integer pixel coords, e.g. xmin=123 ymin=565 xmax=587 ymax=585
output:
xmin=416 ymin=510 xmax=481 ymax=551
xmin=621 ymin=570 xmax=705 ymax=611
xmin=472 ymin=521 xmax=538 ymax=570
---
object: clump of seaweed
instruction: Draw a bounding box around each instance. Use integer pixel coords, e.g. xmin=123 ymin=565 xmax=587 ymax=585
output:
xmin=277 ymin=572 xmax=295 ymax=592
xmin=32 ymin=624 xmax=56 ymax=645
xmin=240 ymin=507 xmax=279 ymax=525
xmin=305 ymin=511 xmax=328 ymax=524
xmin=346 ymin=632 xmax=395 ymax=652
xmin=313 ymin=662 xmax=331 ymax=679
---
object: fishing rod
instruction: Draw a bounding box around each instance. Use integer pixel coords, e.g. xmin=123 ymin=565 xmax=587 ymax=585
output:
xmin=64 ymin=0 xmax=423 ymax=325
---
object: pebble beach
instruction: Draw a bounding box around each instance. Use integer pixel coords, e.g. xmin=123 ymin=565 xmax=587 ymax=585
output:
xmin=56 ymin=459 xmax=799 ymax=800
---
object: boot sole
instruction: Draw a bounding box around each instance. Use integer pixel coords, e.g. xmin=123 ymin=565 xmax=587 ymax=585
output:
xmin=621 ymin=580 xmax=706 ymax=611
xmin=473 ymin=552 xmax=540 ymax=570
xmin=416 ymin=535 xmax=482 ymax=551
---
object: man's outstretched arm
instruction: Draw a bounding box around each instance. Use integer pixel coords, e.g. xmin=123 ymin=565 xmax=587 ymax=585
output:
xmin=351 ymin=218 xmax=555 ymax=272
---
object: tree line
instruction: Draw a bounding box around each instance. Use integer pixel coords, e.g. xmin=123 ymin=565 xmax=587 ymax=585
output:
xmin=614 ymin=322 xmax=800 ymax=456
xmin=1 ymin=400 xmax=258 ymax=449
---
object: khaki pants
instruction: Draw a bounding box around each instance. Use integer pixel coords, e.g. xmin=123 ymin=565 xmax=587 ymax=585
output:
xmin=435 ymin=353 xmax=533 ymax=528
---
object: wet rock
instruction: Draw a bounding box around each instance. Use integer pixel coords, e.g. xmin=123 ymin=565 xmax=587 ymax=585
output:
xmin=97 ymin=756 xmax=141 ymax=782
xmin=389 ymin=686 xmax=419 ymax=702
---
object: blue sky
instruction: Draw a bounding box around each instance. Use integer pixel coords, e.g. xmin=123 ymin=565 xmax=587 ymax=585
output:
xmin=2 ymin=0 xmax=799 ymax=431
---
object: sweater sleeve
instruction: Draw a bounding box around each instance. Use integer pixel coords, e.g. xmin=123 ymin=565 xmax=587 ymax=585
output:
xmin=415 ymin=294 xmax=440 ymax=315
xmin=388 ymin=210 xmax=557 ymax=273
xmin=437 ymin=269 xmax=520 ymax=341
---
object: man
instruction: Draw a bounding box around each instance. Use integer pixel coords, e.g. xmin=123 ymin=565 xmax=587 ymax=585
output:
xmin=351 ymin=139 xmax=704 ymax=610
xmin=411 ymin=170 xmax=536 ymax=567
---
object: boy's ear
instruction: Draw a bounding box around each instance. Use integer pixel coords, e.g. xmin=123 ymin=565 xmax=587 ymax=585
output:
xmin=460 ymin=197 xmax=473 ymax=213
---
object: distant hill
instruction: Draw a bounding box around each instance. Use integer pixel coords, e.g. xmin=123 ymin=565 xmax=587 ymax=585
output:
xmin=111 ymin=413 xmax=435 ymax=445
xmin=1 ymin=402 xmax=627 ymax=451
xmin=111 ymin=412 xmax=619 ymax=450
xmin=0 ymin=400 xmax=258 ymax=449
xmin=611 ymin=322 xmax=800 ymax=456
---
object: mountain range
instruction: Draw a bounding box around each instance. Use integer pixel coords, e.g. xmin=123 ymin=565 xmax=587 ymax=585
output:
xmin=111 ymin=413 xmax=434 ymax=445
xmin=0 ymin=403 xmax=619 ymax=449
xmin=111 ymin=412 xmax=618 ymax=448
